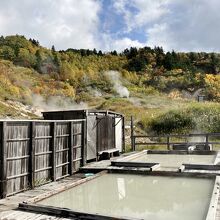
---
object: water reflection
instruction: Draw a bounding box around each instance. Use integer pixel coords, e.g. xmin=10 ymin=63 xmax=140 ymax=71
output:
xmin=117 ymin=177 xmax=126 ymax=200
xmin=39 ymin=174 xmax=214 ymax=220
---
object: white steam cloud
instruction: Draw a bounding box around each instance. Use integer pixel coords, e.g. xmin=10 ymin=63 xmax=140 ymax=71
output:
xmin=32 ymin=94 xmax=87 ymax=116
xmin=105 ymin=71 xmax=129 ymax=98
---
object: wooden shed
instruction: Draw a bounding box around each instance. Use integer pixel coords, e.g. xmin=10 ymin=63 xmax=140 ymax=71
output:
xmin=42 ymin=110 xmax=125 ymax=161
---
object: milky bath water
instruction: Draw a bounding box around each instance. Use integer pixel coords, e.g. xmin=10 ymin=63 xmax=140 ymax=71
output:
xmin=38 ymin=174 xmax=214 ymax=220
xmin=131 ymin=154 xmax=216 ymax=168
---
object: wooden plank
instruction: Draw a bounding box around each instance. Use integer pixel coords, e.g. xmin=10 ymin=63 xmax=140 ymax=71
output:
xmin=130 ymin=116 xmax=135 ymax=151
xmin=35 ymin=167 xmax=52 ymax=173
xmin=55 ymin=122 xmax=69 ymax=180
xmin=108 ymin=167 xmax=219 ymax=178
xmin=51 ymin=122 xmax=56 ymax=181
xmin=97 ymin=116 xmax=116 ymax=153
xmin=7 ymin=172 xmax=29 ymax=180
xmin=81 ymin=120 xmax=86 ymax=166
xmin=108 ymin=116 xmax=115 ymax=150
xmin=134 ymin=141 xmax=218 ymax=145
xmin=112 ymin=151 xmax=147 ymax=162
xmin=29 ymin=122 xmax=35 ymax=189
xmin=6 ymin=138 xmax=30 ymax=142
xmin=86 ymin=116 xmax=97 ymax=161
xmin=56 ymin=148 xmax=69 ymax=153
xmin=111 ymin=161 xmax=158 ymax=168
xmin=206 ymin=176 xmax=220 ymax=220
xmin=167 ymin=136 xmax=170 ymax=150
xmin=0 ymin=210 xmax=70 ymax=220
xmin=183 ymin=164 xmax=220 ymax=171
xmin=34 ymin=122 xmax=56 ymax=186
xmin=97 ymin=116 xmax=105 ymax=152
xmin=147 ymin=150 xmax=217 ymax=155
xmin=7 ymin=155 xmax=30 ymax=161
xmin=0 ymin=122 xmax=7 ymax=198
xmin=18 ymin=203 xmax=135 ymax=220
xmin=98 ymin=148 xmax=119 ymax=155
xmin=68 ymin=121 xmax=73 ymax=175
xmin=150 ymin=164 xmax=160 ymax=171
xmin=122 ymin=116 xmax=125 ymax=153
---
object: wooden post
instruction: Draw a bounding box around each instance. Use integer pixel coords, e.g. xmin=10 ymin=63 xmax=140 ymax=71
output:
xmin=51 ymin=122 xmax=56 ymax=181
xmin=122 ymin=116 xmax=126 ymax=153
xmin=84 ymin=115 xmax=88 ymax=163
xmin=130 ymin=116 xmax=135 ymax=151
xmin=167 ymin=136 xmax=170 ymax=150
xmin=81 ymin=120 xmax=86 ymax=166
xmin=206 ymin=134 xmax=209 ymax=150
xmin=96 ymin=116 xmax=99 ymax=161
xmin=68 ymin=122 xmax=73 ymax=176
xmin=0 ymin=122 xmax=7 ymax=198
xmin=29 ymin=122 xmax=35 ymax=189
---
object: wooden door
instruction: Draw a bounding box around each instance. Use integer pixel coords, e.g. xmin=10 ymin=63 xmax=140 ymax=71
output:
xmin=87 ymin=116 xmax=97 ymax=160
xmin=97 ymin=116 xmax=115 ymax=152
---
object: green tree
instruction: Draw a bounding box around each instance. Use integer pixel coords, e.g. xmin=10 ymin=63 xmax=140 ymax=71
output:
xmin=35 ymin=49 xmax=43 ymax=71
xmin=0 ymin=46 xmax=15 ymax=60
xmin=16 ymin=48 xmax=36 ymax=67
xmin=51 ymin=45 xmax=56 ymax=52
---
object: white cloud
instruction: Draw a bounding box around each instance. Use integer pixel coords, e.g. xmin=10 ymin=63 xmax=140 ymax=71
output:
xmin=0 ymin=0 xmax=101 ymax=50
xmin=133 ymin=0 xmax=171 ymax=25
xmin=113 ymin=0 xmax=220 ymax=52
xmin=101 ymin=34 xmax=144 ymax=52
xmin=147 ymin=23 xmax=170 ymax=51
xmin=113 ymin=0 xmax=171 ymax=32
xmin=1 ymin=0 xmax=220 ymax=52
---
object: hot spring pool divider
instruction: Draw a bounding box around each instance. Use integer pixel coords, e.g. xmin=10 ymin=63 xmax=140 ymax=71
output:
xmin=18 ymin=203 xmax=135 ymax=220
xmin=110 ymin=150 xmax=220 ymax=173
xmin=206 ymin=176 xmax=220 ymax=220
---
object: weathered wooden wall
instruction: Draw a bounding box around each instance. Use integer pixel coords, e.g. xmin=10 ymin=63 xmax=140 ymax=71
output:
xmin=43 ymin=110 xmax=125 ymax=159
xmin=0 ymin=119 xmax=85 ymax=198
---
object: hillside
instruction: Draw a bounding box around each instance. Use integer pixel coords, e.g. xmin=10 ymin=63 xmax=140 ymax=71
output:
xmin=0 ymin=35 xmax=220 ymax=134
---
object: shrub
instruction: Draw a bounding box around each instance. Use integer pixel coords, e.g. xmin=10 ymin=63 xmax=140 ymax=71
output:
xmin=148 ymin=103 xmax=220 ymax=134
xmin=149 ymin=110 xmax=195 ymax=134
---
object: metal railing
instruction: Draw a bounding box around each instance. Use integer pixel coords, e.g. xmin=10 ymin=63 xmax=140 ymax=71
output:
xmin=131 ymin=133 xmax=220 ymax=151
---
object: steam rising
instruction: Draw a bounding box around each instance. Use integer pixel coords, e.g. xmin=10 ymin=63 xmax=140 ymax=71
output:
xmin=188 ymin=134 xmax=206 ymax=144
xmin=105 ymin=71 xmax=129 ymax=98
xmin=32 ymin=94 xmax=87 ymax=116
xmin=87 ymin=86 xmax=103 ymax=97
xmin=129 ymin=97 xmax=142 ymax=106
xmin=38 ymin=56 xmax=59 ymax=74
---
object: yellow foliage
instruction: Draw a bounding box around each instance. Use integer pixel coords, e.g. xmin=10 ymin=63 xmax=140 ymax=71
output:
xmin=205 ymin=74 xmax=220 ymax=100
xmin=168 ymin=90 xmax=182 ymax=100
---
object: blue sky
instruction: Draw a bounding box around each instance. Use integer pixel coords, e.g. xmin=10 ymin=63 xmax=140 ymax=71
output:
xmin=100 ymin=1 xmax=146 ymax=43
xmin=0 ymin=0 xmax=220 ymax=52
